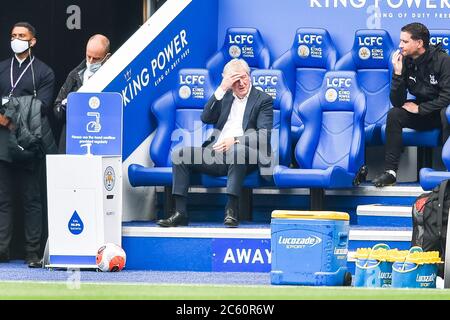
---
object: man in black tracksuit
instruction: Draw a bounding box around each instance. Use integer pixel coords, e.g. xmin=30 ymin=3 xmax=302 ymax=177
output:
xmin=54 ymin=34 xmax=110 ymax=153
xmin=373 ymin=23 xmax=450 ymax=187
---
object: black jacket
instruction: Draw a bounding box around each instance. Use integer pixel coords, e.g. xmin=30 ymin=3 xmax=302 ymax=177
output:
xmin=390 ymin=44 xmax=450 ymax=115
xmin=53 ymin=60 xmax=86 ymax=153
xmin=0 ymin=55 xmax=54 ymax=162
xmin=0 ymin=95 xmax=57 ymax=166
xmin=8 ymin=95 xmax=56 ymax=155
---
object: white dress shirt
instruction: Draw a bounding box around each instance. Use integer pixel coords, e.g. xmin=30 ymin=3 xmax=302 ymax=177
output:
xmin=214 ymin=86 xmax=251 ymax=143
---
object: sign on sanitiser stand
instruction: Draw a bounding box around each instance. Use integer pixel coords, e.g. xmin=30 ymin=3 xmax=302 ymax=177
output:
xmin=46 ymin=92 xmax=123 ymax=269
xmin=66 ymin=92 xmax=122 ymax=156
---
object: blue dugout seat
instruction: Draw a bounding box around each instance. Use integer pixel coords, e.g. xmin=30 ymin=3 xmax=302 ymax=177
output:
xmin=128 ymin=69 xmax=215 ymax=214
xmin=206 ymin=27 xmax=271 ymax=86
xmin=272 ymin=28 xmax=337 ymax=142
xmin=420 ymin=107 xmax=450 ymax=191
xmin=273 ymin=71 xmax=366 ymax=210
xmin=335 ymin=29 xmax=394 ymax=145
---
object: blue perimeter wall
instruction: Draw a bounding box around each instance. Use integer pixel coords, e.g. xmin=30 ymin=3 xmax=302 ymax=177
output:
xmin=218 ymin=0 xmax=450 ymax=61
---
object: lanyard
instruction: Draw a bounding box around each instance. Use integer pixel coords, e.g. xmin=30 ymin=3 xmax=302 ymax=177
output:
xmin=9 ymin=56 xmax=35 ymax=97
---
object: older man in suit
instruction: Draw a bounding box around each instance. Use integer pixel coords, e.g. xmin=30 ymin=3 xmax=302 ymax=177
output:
xmin=157 ymin=59 xmax=273 ymax=228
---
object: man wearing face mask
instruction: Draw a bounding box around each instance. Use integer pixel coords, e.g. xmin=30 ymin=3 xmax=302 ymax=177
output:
xmin=53 ymin=34 xmax=111 ymax=153
xmin=0 ymin=22 xmax=55 ymax=267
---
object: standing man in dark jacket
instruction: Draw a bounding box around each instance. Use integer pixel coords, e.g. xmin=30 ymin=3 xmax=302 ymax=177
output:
xmin=373 ymin=22 xmax=450 ymax=187
xmin=54 ymin=34 xmax=110 ymax=153
xmin=0 ymin=22 xmax=55 ymax=266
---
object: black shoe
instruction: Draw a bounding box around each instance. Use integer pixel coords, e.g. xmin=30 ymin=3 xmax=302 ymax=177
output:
xmin=156 ymin=211 xmax=189 ymax=227
xmin=224 ymin=208 xmax=239 ymax=228
xmin=25 ymin=253 xmax=42 ymax=268
xmin=0 ymin=251 xmax=9 ymax=263
xmin=372 ymin=171 xmax=396 ymax=187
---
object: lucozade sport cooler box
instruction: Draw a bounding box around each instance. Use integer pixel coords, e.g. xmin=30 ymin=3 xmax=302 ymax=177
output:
xmin=271 ymin=211 xmax=350 ymax=286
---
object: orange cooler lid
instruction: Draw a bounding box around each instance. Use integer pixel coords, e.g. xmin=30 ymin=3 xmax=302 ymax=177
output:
xmin=271 ymin=210 xmax=349 ymax=221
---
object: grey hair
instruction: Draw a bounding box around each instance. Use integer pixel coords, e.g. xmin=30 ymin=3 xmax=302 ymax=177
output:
xmin=222 ymin=58 xmax=250 ymax=76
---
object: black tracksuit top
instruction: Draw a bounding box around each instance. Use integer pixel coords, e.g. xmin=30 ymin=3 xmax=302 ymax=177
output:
xmin=390 ymin=44 xmax=450 ymax=116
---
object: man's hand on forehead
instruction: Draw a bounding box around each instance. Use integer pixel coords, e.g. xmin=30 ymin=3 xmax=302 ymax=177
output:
xmin=225 ymin=71 xmax=245 ymax=79
xmin=220 ymin=71 xmax=247 ymax=91
xmin=229 ymin=72 xmax=244 ymax=83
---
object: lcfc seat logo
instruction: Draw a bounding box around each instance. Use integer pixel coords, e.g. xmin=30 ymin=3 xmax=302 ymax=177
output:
xmin=298 ymin=45 xmax=310 ymax=58
xmin=358 ymin=36 xmax=383 ymax=46
xmin=179 ymin=85 xmax=192 ymax=99
xmin=327 ymin=77 xmax=352 ymax=88
xmin=180 ymin=74 xmax=205 ymax=85
xmin=359 ymin=47 xmax=371 ymax=60
xmin=253 ymin=75 xmax=278 ymax=86
xmin=325 ymin=88 xmax=338 ymax=102
xmin=298 ymin=34 xmax=323 ymax=45
xmin=430 ymin=36 xmax=449 ymax=54
xmin=228 ymin=34 xmax=254 ymax=44
xmin=430 ymin=36 xmax=449 ymax=46
xmin=229 ymin=45 xmax=241 ymax=58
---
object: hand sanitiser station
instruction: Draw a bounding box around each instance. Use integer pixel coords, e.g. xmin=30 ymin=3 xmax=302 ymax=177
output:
xmin=46 ymin=92 xmax=123 ymax=269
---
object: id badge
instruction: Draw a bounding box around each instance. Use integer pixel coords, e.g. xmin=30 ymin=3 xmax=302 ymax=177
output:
xmin=2 ymin=97 xmax=9 ymax=106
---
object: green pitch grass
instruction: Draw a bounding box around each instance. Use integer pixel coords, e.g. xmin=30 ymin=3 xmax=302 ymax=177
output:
xmin=1 ymin=281 xmax=450 ymax=299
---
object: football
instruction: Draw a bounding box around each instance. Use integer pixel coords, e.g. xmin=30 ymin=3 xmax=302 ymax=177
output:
xmin=96 ymin=243 xmax=126 ymax=272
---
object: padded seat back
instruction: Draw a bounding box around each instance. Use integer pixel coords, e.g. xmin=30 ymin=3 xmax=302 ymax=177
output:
xmin=296 ymin=71 xmax=366 ymax=174
xmin=206 ymin=27 xmax=270 ymax=86
xmin=272 ymin=28 xmax=337 ymax=140
xmin=150 ymin=69 xmax=214 ymax=167
xmin=335 ymin=29 xmax=394 ymax=145
xmin=251 ymin=69 xmax=293 ymax=166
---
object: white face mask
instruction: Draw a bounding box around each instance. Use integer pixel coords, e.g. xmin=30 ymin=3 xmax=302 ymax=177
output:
xmin=11 ymin=38 xmax=30 ymax=54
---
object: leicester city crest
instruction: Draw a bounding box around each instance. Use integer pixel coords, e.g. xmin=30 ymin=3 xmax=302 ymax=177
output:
xmin=229 ymin=45 xmax=241 ymax=58
xmin=358 ymin=47 xmax=371 ymax=60
xmin=298 ymin=45 xmax=310 ymax=58
xmin=178 ymin=85 xmax=192 ymax=99
xmin=325 ymin=88 xmax=338 ymax=103
xmin=104 ymin=166 xmax=115 ymax=191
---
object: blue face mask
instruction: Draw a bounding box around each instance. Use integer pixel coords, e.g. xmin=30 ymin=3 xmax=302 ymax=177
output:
xmin=86 ymin=61 xmax=102 ymax=73
xmin=86 ymin=54 xmax=109 ymax=74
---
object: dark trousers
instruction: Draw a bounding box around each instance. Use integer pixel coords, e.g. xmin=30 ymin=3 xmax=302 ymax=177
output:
xmin=0 ymin=161 xmax=13 ymax=255
xmin=172 ymin=145 xmax=258 ymax=199
xmin=0 ymin=160 xmax=43 ymax=256
xmin=384 ymin=107 xmax=450 ymax=171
